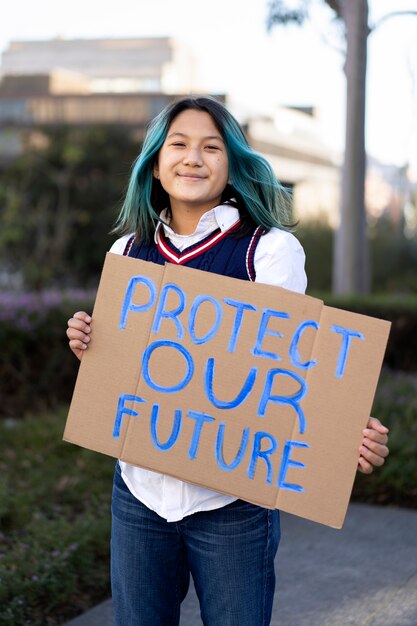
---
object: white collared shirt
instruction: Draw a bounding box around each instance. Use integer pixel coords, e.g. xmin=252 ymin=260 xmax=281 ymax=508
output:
xmin=109 ymin=204 xmax=307 ymax=521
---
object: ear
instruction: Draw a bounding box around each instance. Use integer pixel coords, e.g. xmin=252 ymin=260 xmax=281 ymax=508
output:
xmin=153 ymin=164 xmax=160 ymax=179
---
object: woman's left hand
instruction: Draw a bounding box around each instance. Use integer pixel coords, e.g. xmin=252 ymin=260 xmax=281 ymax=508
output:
xmin=358 ymin=417 xmax=389 ymax=474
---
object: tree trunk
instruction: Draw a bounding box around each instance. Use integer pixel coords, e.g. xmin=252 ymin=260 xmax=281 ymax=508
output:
xmin=333 ymin=0 xmax=370 ymax=294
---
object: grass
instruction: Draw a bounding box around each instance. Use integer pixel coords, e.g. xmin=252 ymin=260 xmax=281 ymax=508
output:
xmin=0 ymin=368 xmax=416 ymax=624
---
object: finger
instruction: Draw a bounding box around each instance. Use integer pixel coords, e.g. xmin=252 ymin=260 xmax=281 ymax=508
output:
xmin=362 ymin=438 xmax=389 ymax=458
xmin=69 ymin=339 xmax=89 ymax=352
xmin=359 ymin=444 xmax=388 ymax=468
xmin=73 ymin=311 xmax=92 ymax=323
xmin=362 ymin=429 xmax=389 ymax=445
xmin=67 ymin=318 xmax=91 ymax=334
xmin=366 ymin=416 xmax=389 ymax=434
xmin=66 ymin=328 xmax=91 ymax=343
xmin=357 ymin=456 xmax=373 ymax=474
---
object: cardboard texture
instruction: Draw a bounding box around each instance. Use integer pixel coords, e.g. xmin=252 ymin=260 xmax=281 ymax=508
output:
xmin=64 ymin=253 xmax=391 ymax=528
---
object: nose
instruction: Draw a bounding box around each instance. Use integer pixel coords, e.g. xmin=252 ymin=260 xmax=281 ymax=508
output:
xmin=183 ymin=146 xmax=203 ymax=167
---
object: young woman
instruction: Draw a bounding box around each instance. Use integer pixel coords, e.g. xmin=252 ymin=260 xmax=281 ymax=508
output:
xmin=66 ymin=97 xmax=389 ymax=626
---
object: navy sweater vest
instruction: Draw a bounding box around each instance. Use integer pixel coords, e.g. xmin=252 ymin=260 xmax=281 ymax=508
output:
xmin=124 ymin=223 xmax=264 ymax=282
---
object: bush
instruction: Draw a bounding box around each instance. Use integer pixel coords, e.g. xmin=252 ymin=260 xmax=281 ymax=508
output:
xmin=352 ymin=368 xmax=417 ymax=507
xmin=297 ymin=219 xmax=333 ymax=292
xmin=0 ymin=408 xmax=115 ymax=626
xmin=0 ymin=289 xmax=95 ymax=418
xmin=297 ymin=219 xmax=417 ymax=294
xmin=370 ymin=218 xmax=417 ymax=293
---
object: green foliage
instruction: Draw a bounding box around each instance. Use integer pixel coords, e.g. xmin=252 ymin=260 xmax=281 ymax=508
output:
xmin=370 ymin=216 xmax=417 ymax=294
xmin=0 ymin=409 xmax=115 ymax=626
xmin=0 ymin=290 xmax=95 ymax=418
xmin=266 ymin=0 xmax=310 ymax=30
xmin=296 ymin=219 xmax=417 ymax=294
xmin=353 ymin=369 xmax=417 ymax=507
xmin=297 ymin=219 xmax=334 ymax=292
xmin=0 ymin=126 xmax=139 ymax=289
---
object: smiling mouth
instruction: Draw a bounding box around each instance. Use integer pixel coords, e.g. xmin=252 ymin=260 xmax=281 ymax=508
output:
xmin=178 ymin=173 xmax=206 ymax=180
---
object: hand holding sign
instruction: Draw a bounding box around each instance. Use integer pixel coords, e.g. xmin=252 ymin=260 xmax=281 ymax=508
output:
xmin=358 ymin=417 xmax=389 ymax=474
xmin=66 ymin=311 xmax=92 ymax=359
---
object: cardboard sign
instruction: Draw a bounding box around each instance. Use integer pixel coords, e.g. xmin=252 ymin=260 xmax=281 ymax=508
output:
xmin=64 ymin=253 xmax=390 ymax=528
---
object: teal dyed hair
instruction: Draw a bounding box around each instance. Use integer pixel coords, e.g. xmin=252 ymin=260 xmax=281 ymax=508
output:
xmin=113 ymin=96 xmax=294 ymax=242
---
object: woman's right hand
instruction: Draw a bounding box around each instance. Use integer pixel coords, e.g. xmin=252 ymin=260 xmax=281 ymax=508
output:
xmin=66 ymin=311 xmax=92 ymax=361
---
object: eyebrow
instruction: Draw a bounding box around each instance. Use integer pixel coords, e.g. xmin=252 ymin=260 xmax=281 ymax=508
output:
xmin=167 ymin=132 xmax=224 ymax=142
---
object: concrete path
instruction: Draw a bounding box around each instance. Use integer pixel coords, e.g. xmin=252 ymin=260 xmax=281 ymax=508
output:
xmin=65 ymin=503 xmax=417 ymax=626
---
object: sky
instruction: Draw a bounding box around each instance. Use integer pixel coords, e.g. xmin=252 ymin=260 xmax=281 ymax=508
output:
xmin=1 ymin=0 xmax=417 ymax=172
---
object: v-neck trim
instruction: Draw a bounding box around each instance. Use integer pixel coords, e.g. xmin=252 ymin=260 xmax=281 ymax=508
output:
xmin=157 ymin=219 xmax=241 ymax=265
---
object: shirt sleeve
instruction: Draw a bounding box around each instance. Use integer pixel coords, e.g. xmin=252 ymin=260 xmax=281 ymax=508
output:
xmin=109 ymin=234 xmax=133 ymax=255
xmin=253 ymin=228 xmax=307 ymax=294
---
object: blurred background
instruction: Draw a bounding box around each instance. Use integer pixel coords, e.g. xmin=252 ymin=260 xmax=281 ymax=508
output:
xmin=1 ymin=0 xmax=417 ymax=293
xmin=0 ymin=1 xmax=416 ymax=624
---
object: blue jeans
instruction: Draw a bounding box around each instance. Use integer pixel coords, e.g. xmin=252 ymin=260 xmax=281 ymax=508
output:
xmin=111 ymin=462 xmax=280 ymax=626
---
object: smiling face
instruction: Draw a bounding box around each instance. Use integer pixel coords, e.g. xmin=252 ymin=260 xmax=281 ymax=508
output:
xmin=153 ymin=108 xmax=229 ymax=233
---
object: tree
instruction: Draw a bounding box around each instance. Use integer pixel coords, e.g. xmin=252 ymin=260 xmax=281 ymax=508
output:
xmin=334 ymin=0 xmax=369 ymax=294
xmin=268 ymin=0 xmax=417 ymax=294
xmin=0 ymin=126 xmax=139 ymax=289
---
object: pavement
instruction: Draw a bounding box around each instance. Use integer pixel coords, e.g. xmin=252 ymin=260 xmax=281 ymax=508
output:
xmin=65 ymin=503 xmax=417 ymax=626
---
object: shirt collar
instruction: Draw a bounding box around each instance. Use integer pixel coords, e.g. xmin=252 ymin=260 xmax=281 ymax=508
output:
xmin=154 ymin=203 xmax=240 ymax=243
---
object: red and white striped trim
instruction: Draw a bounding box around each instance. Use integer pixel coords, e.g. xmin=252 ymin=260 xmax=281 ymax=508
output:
xmin=245 ymin=226 xmax=264 ymax=281
xmin=123 ymin=235 xmax=135 ymax=256
xmin=157 ymin=220 xmax=241 ymax=265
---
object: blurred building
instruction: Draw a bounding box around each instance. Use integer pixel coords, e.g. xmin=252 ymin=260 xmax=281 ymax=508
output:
xmin=246 ymin=106 xmax=341 ymax=226
xmin=1 ymin=37 xmax=196 ymax=94
xmin=366 ymin=157 xmax=417 ymax=236
xmin=0 ymin=37 xmax=206 ymax=161
xmin=246 ymin=107 xmax=414 ymax=230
